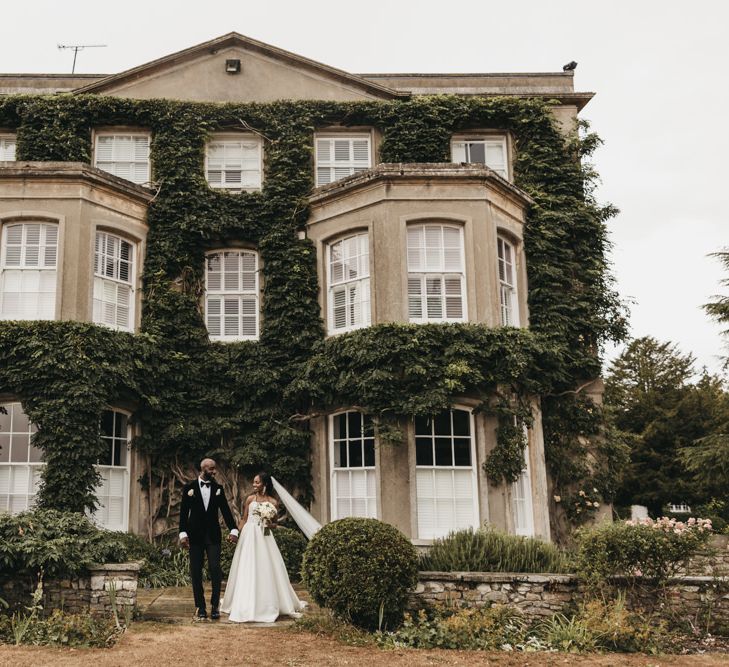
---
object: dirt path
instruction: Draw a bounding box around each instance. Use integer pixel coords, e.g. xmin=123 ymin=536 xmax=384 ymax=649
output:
xmin=0 ymin=621 xmax=727 ymax=667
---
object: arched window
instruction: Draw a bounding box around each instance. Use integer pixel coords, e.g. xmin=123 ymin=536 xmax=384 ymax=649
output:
xmin=327 ymin=232 xmax=370 ymax=334
xmin=407 ymin=223 xmax=466 ymax=323
xmin=93 ymin=231 xmax=136 ymax=332
xmin=497 ymin=235 xmax=519 ymax=326
xmin=330 ymin=411 xmax=377 ymax=519
xmin=205 ymin=249 xmax=260 ymax=341
xmin=415 ymin=408 xmax=478 ymax=539
xmin=0 ymin=221 xmax=58 ymax=321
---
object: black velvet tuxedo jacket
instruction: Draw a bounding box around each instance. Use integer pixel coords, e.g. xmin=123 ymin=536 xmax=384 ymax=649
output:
xmin=179 ymin=479 xmax=237 ymax=545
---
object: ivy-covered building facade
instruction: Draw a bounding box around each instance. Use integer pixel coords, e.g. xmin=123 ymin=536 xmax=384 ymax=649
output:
xmin=0 ymin=33 xmax=624 ymax=543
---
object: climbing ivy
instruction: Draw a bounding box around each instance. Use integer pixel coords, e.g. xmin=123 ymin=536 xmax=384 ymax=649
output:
xmin=0 ymin=94 xmax=627 ymax=527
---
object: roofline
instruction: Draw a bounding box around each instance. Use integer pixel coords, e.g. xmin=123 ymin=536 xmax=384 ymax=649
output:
xmin=358 ymin=71 xmax=577 ymax=78
xmin=72 ymin=32 xmax=408 ymax=99
xmin=0 ymin=73 xmax=105 ymax=79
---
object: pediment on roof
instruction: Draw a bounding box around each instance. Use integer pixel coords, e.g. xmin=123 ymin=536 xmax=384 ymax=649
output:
xmin=73 ymin=33 xmax=405 ymax=103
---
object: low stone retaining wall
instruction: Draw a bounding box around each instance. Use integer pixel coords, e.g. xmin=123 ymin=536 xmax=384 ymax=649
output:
xmin=1 ymin=561 xmax=142 ymax=615
xmin=413 ymin=571 xmax=729 ymax=626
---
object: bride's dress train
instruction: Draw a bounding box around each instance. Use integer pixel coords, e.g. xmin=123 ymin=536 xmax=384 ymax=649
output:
xmin=221 ymin=500 xmax=306 ymax=623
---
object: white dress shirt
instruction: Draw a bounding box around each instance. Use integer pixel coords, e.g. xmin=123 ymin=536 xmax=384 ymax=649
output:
xmin=179 ymin=477 xmax=239 ymax=541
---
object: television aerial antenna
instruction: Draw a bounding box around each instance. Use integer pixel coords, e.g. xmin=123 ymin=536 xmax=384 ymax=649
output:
xmin=57 ymin=44 xmax=107 ymax=74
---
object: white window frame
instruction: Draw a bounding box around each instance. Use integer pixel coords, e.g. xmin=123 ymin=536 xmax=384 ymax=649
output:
xmin=205 ymin=133 xmax=263 ymax=191
xmin=92 ymin=408 xmax=131 ymax=532
xmin=511 ymin=437 xmax=535 ymax=536
xmin=497 ymin=235 xmax=519 ymax=326
xmin=0 ymin=221 xmax=58 ymax=321
xmin=326 ymin=232 xmax=371 ymax=334
xmin=93 ymin=230 xmax=136 ymax=332
xmin=407 ymin=223 xmax=467 ymax=323
xmin=329 ymin=411 xmax=378 ymax=520
xmin=0 ymin=402 xmax=43 ymax=514
xmin=94 ymin=131 xmax=151 ymax=185
xmin=414 ymin=408 xmax=479 ymax=540
xmin=0 ymin=134 xmax=17 ymax=161
xmin=315 ymin=133 xmax=372 ymax=187
xmin=204 ymin=249 xmax=260 ymax=342
xmin=451 ymin=135 xmax=509 ymax=180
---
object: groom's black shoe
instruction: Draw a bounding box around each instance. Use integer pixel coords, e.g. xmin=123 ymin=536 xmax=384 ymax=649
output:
xmin=211 ymin=607 xmax=220 ymax=620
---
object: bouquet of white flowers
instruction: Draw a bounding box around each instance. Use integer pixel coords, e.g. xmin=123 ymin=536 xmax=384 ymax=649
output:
xmin=252 ymin=500 xmax=277 ymax=535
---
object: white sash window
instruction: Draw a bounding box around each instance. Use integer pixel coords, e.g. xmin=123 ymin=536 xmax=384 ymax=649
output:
xmin=498 ymin=236 xmax=519 ymax=326
xmin=93 ymin=409 xmax=131 ymax=532
xmin=331 ymin=411 xmax=377 ymax=520
xmin=315 ymin=135 xmax=371 ymax=186
xmin=415 ymin=409 xmax=479 ymax=539
xmin=327 ymin=233 xmax=370 ymax=334
xmin=93 ymin=231 xmax=135 ymax=332
xmin=407 ymin=224 xmax=466 ymax=322
xmin=205 ymin=249 xmax=259 ymax=341
xmin=512 ymin=442 xmax=535 ymax=536
xmin=0 ymin=403 xmax=43 ymax=514
xmin=95 ymin=133 xmax=150 ymax=185
xmin=0 ymin=222 xmax=58 ymax=321
xmin=451 ymin=136 xmax=508 ymax=179
xmin=206 ymin=134 xmax=262 ymax=190
xmin=0 ymin=134 xmax=17 ymax=161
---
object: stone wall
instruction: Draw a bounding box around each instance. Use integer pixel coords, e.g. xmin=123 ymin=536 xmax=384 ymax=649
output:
xmin=0 ymin=561 xmax=141 ymax=615
xmin=413 ymin=571 xmax=729 ymax=627
xmin=684 ymin=535 xmax=729 ymax=577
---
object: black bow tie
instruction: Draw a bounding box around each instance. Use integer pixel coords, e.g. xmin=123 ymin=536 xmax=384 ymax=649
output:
xmin=200 ymin=481 xmax=211 ymax=488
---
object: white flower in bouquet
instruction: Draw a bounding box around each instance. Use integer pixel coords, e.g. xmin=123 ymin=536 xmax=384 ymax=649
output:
xmin=253 ymin=501 xmax=277 ymax=535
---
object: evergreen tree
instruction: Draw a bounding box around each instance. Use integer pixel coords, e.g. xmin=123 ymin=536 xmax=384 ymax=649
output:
xmin=705 ymin=248 xmax=729 ymax=369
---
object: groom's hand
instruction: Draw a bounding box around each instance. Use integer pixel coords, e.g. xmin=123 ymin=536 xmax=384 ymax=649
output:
xmin=227 ymin=533 xmax=238 ymax=544
xmin=180 ymin=536 xmax=190 ymax=550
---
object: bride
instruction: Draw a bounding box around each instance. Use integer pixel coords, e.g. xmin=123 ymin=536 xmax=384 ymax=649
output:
xmin=221 ymin=471 xmax=307 ymax=623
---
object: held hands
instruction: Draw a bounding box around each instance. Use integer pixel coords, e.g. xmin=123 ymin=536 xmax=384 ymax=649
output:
xmin=228 ymin=533 xmax=238 ymax=543
xmin=180 ymin=536 xmax=190 ymax=550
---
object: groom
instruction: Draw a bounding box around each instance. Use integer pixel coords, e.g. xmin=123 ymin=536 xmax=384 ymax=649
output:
xmin=179 ymin=458 xmax=238 ymax=620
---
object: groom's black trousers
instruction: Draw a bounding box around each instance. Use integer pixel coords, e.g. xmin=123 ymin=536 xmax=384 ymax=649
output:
xmin=189 ymin=540 xmax=223 ymax=612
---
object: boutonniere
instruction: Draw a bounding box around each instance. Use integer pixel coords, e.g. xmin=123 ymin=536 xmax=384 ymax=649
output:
xmin=187 ymin=489 xmax=194 ymax=497
xmin=216 ymin=488 xmax=221 ymax=496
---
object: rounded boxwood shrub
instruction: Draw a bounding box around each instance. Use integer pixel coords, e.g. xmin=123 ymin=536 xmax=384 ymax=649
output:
xmin=301 ymin=517 xmax=418 ymax=630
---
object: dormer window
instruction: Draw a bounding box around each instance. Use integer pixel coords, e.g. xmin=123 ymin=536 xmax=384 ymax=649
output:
xmin=206 ymin=134 xmax=263 ymax=191
xmin=451 ymin=135 xmax=508 ymax=179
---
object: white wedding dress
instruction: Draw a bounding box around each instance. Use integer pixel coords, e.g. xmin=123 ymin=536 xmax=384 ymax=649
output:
xmin=221 ymin=500 xmax=306 ymax=623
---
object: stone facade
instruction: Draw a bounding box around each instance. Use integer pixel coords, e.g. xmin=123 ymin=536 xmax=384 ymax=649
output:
xmin=413 ymin=571 xmax=729 ymax=627
xmin=0 ymin=561 xmax=141 ymax=615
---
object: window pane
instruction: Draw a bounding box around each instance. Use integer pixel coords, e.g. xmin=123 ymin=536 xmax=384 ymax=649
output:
xmin=454 ymin=438 xmax=471 ymax=466
xmin=414 ymin=415 xmax=431 ymax=437
xmin=433 ymin=412 xmax=451 ymax=436
xmin=348 ymin=441 xmax=363 ymax=467
xmin=364 ymin=439 xmax=375 ymax=467
xmin=452 ymin=409 xmax=470 ymax=436
xmin=415 ymin=437 xmax=433 ymax=466
xmin=434 ymin=438 xmax=453 ymax=466
xmin=468 ymin=142 xmax=485 ymax=163
xmin=347 ymin=412 xmax=362 ymax=439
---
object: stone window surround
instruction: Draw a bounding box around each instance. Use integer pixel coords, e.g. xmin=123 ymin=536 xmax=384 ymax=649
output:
xmin=204 ymin=131 xmax=264 ymax=192
xmin=313 ymin=126 xmax=379 ymax=187
xmin=91 ymin=126 xmax=152 ymax=185
xmin=203 ymin=244 xmax=263 ymax=342
xmin=450 ymin=130 xmax=514 ymax=182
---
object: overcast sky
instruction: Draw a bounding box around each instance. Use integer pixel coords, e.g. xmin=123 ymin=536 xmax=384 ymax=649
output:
xmin=2 ymin=0 xmax=727 ymax=376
